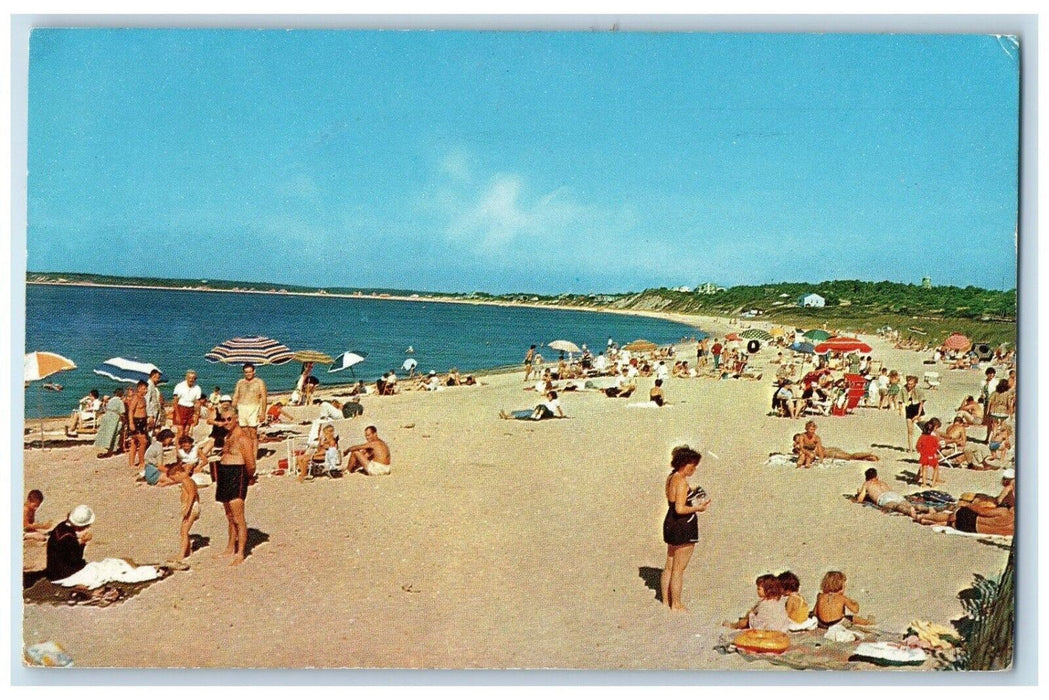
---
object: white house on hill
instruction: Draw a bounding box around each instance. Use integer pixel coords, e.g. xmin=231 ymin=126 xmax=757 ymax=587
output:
xmin=799 ymin=293 xmax=825 ymax=308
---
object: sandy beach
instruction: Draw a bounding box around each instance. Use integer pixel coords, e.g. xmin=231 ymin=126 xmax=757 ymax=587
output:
xmin=21 ymin=316 xmax=1012 ymax=670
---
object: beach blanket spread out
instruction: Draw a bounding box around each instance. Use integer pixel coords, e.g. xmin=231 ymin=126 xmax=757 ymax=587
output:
xmin=764 ymin=454 xmax=850 ymax=470
xmin=931 ymin=526 xmax=1013 ymax=544
xmin=53 ymin=558 xmax=160 ymax=589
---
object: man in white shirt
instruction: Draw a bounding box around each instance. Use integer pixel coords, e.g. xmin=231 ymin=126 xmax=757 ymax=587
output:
xmin=593 ymin=353 xmax=608 ymax=374
xmin=172 ymin=370 xmax=203 ymax=441
xmin=65 ymin=389 xmax=102 ymax=436
xmin=654 ymin=361 xmax=669 ymax=383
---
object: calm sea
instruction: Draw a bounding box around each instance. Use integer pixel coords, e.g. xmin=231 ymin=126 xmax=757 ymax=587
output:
xmin=24 ymin=285 xmax=703 ymax=418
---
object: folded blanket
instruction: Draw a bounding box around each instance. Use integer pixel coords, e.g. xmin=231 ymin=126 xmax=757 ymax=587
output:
xmin=765 ymin=453 xmax=850 ymax=470
xmin=54 ymin=558 xmax=160 ymax=589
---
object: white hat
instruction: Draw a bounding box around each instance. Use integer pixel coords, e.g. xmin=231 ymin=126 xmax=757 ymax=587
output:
xmin=1002 ymin=469 xmax=1015 ymax=480
xmin=69 ymin=505 xmax=95 ymax=527
xmin=219 ymin=394 xmax=232 ymax=402
xmin=429 ymin=370 xmax=437 ymax=375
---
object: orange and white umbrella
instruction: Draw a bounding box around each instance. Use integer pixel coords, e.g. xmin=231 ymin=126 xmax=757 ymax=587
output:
xmin=24 ymin=351 xmax=77 ymax=383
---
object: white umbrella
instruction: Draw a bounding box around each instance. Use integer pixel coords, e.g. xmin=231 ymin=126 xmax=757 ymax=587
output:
xmin=401 ymin=358 xmax=419 ymax=374
xmin=548 ymin=340 xmax=581 ymax=354
xmin=329 ymin=351 xmax=368 ymax=375
xmin=93 ymin=357 xmax=167 ymax=384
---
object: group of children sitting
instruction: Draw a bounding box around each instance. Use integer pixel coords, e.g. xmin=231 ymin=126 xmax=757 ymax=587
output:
xmin=724 ymin=570 xmax=872 ymax=633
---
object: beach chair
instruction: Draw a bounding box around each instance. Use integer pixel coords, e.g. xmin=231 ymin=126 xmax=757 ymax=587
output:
xmin=923 ymin=372 xmax=941 ymax=390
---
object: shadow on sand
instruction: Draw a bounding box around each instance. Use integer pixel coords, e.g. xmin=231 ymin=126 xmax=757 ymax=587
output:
xmin=638 ymin=566 xmax=663 ymax=603
xmin=189 ymin=534 xmax=211 ymax=553
xmin=245 ymin=528 xmax=269 ymax=558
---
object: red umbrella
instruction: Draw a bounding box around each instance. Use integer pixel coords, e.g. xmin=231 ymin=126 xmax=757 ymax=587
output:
xmin=942 ymin=333 xmax=972 ymax=352
xmin=813 ymin=337 xmax=872 ymax=354
xmin=725 ymin=333 xmax=742 ymax=342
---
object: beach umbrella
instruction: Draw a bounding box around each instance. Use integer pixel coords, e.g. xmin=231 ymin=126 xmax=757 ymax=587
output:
xmin=769 ymin=326 xmax=786 ymax=338
xmin=292 ymin=349 xmax=335 ymax=365
xmin=803 ymin=329 xmax=832 ymax=342
xmin=975 ymin=343 xmax=994 ymax=361
xmin=813 ymin=337 xmax=872 ymax=355
xmin=24 ymin=351 xmax=77 ymax=383
xmin=942 ymin=333 xmax=972 ymax=352
xmin=93 ymin=357 xmax=168 ymax=385
xmin=740 ymin=329 xmax=773 ymax=342
xmin=24 ymin=351 xmax=77 ymax=449
xmin=205 ymin=336 xmax=293 ymax=365
xmin=329 ymin=350 xmax=368 ymax=375
xmin=724 ymin=333 xmax=742 ymax=342
xmin=789 ymin=341 xmax=816 ymax=354
xmin=746 ymin=339 xmax=762 ymax=354
xmin=547 ymin=340 xmax=582 ymax=354
xmin=622 ymin=339 xmax=658 ymax=353
xmin=401 ymin=358 xmax=419 ymax=375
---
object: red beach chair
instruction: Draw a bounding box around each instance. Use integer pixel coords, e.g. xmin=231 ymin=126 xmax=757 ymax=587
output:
xmin=831 ymin=374 xmax=867 ymax=416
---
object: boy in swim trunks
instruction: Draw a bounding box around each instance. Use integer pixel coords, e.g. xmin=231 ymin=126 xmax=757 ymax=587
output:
xmin=24 ymin=489 xmax=52 ymax=542
xmin=854 ymin=467 xmax=933 ymax=519
xmin=167 ymin=461 xmax=200 ymax=560
xmin=126 ymin=380 xmax=149 ymax=471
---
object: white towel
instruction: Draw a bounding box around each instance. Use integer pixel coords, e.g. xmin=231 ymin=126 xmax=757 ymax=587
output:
xmin=53 ymin=558 xmax=160 ymax=589
xmin=931 ymin=526 xmax=1013 ymax=543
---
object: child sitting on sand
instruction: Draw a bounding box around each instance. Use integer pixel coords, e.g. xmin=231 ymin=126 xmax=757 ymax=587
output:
xmin=24 ymin=489 xmax=52 ymax=542
xmin=166 ymin=461 xmax=200 ymax=560
xmin=778 ymin=571 xmax=810 ymax=625
xmin=143 ymin=429 xmax=177 ymax=486
xmin=176 ymin=435 xmax=207 ymax=476
xmin=815 ymin=571 xmax=874 ymax=628
xmin=723 ymin=574 xmax=791 ymax=632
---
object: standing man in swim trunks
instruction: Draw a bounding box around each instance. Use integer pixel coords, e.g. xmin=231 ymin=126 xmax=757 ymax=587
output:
xmin=232 ymin=362 xmax=266 ymax=459
xmin=344 ymin=425 xmax=392 ymax=475
xmin=172 ymin=370 xmax=203 ymax=443
xmin=902 ymin=375 xmax=926 ymax=451
xmin=126 ymin=380 xmax=149 ymax=471
xmin=146 ymin=369 xmax=165 ymax=432
xmin=215 ymin=412 xmax=256 ymax=566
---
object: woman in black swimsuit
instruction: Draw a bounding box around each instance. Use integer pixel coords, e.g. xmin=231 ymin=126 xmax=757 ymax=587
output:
xmin=661 ymin=445 xmax=711 ymax=612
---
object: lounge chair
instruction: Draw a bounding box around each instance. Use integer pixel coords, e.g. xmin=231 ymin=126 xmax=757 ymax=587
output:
xmin=923 ymin=372 xmax=941 ymax=390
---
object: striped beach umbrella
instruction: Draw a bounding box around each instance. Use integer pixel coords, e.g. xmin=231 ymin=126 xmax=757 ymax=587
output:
xmin=205 ymin=336 xmax=294 ymax=365
xmin=789 ymin=341 xmax=816 ymax=354
xmin=24 ymin=351 xmax=77 ymax=382
xmin=329 ymin=350 xmax=369 ymax=377
xmin=740 ymin=328 xmax=773 ymax=342
xmin=93 ymin=357 xmax=167 ymax=384
xmin=292 ymin=349 xmax=335 ymax=364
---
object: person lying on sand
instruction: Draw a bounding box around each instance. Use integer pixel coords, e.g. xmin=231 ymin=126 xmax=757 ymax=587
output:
xmin=854 ymin=467 xmax=931 ymax=518
xmin=915 ymin=470 xmax=1015 ymax=536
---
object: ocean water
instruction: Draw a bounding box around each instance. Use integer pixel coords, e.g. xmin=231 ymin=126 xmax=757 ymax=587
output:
xmin=24 ymin=285 xmax=702 ymax=418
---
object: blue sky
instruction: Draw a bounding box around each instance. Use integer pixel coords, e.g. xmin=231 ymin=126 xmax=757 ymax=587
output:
xmin=27 ymin=30 xmax=1019 ymax=293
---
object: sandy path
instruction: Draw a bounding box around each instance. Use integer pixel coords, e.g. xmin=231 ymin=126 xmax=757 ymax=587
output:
xmin=21 ymin=325 xmax=1011 ymax=669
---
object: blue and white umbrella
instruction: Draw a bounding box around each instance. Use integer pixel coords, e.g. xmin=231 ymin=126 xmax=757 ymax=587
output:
xmin=789 ymin=342 xmax=816 ymax=355
xmin=329 ymin=350 xmax=368 ymax=374
xmin=93 ymin=357 xmax=168 ymax=384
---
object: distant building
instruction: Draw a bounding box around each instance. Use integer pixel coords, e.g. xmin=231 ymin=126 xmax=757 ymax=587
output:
xmin=922 ymin=276 xmax=932 ymax=289
xmin=674 ymin=285 xmax=693 ymax=293
xmin=696 ymin=282 xmax=724 ymax=295
xmin=799 ymin=293 xmax=825 ymax=308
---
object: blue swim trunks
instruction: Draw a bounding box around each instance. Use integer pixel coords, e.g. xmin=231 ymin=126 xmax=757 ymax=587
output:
xmin=144 ymin=463 xmax=161 ymax=485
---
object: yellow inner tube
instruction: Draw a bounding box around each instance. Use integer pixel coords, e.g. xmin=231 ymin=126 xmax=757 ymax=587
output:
xmin=733 ymin=629 xmax=790 ymax=653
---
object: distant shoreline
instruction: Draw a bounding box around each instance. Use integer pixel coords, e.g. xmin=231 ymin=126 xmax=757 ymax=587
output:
xmin=26 ymin=279 xmax=718 ymax=332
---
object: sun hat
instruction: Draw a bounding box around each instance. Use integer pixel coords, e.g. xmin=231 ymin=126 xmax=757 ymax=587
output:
xmin=69 ymin=505 xmax=95 ymax=527
xmin=1002 ymin=469 xmax=1015 ymax=480
xmin=219 ymin=394 xmax=232 ymax=402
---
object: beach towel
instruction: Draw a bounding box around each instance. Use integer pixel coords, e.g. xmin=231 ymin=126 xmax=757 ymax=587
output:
xmin=626 ymin=402 xmax=663 ymax=409
xmin=930 ymin=525 xmax=1013 ymax=544
xmin=717 ymin=625 xmax=913 ymax=671
xmin=764 ymin=453 xmax=850 ymax=470
xmin=53 ymin=558 xmax=160 ymax=589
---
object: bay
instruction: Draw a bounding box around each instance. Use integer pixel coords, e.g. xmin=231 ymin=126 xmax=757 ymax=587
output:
xmin=24 ymin=284 xmax=703 ymax=417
